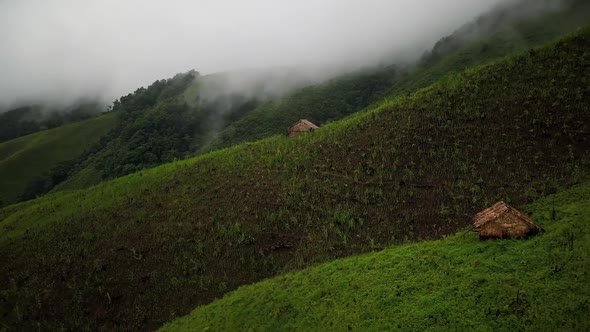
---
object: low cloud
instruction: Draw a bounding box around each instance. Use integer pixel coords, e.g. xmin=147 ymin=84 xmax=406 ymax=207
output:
xmin=1 ymin=0 xmax=529 ymax=110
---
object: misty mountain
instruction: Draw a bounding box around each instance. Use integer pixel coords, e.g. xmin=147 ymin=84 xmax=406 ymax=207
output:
xmin=0 ymin=101 xmax=104 ymax=143
xmin=419 ymin=0 xmax=575 ymax=64
xmin=0 ymin=0 xmax=516 ymax=109
xmin=2 ymin=23 xmax=589 ymax=330
xmin=7 ymin=0 xmax=589 ymax=205
xmin=1 ymin=0 xmax=590 ymax=330
xmin=209 ymin=0 xmax=590 ymax=150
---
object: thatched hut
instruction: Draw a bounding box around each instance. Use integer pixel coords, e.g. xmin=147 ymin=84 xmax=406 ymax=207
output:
xmin=287 ymin=119 xmax=319 ymax=137
xmin=472 ymin=201 xmax=544 ymax=240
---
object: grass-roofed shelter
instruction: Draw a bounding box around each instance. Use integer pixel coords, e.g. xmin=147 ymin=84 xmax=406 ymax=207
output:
xmin=287 ymin=119 xmax=319 ymax=137
xmin=473 ymin=201 xmax=544 ymax=239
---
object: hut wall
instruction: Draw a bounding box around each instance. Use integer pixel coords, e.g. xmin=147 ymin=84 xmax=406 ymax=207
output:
xmin=480 ymin=222 xmax=505 ymax=239
xmin=288 ymin=123 xmax=314 ymax=137
xmin=479 ymin=212 xmax=536 ymax=239
xmin=500 ymin=213 xmax=531 ymax=238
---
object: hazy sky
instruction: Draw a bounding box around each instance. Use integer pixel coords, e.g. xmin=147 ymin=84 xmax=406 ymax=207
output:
xmin=0 ymin=0 xmax=514 ymax=109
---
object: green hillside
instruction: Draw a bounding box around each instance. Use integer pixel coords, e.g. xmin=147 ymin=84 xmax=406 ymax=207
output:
xmin=386 ymin=0 xmax=590 ymax=97
xmin=209 ymin=0 xmax=590 ymax=150
xmin=0 ymin=101 xmax=104 ymax=143
xmin=55 ymin=70 xmax=265 ymax=192
xmin=47 ymin=0 xmax=590 ymax=196
xmin=0 ymin=112 xmax=117 ymax=206
xmin=161 ymin=181 xmax=590 ymax=331
xmin=206 ymin=67 xmax=397 ymax=150
xmin=1 ymin=26 xmax=589 ymax=330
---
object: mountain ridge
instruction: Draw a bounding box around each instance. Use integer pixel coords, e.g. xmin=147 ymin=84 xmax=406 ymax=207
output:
xmin=2 ymin=0 xmax=588 ymax=206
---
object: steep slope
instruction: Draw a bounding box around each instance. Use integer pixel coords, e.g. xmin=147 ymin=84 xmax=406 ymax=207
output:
xmin=0 ymin=27 xmax=589 ymax=330
xmin=161 ymin=181 xmax=590 ymax=331
xmin=0 ymin=112 xmax=117 ymax=207
xmin=208 ymin=67 xmax=397 ymax=150
xmin=388 ymin=0 xmax=590 ymax=97
xmin=55 ymin=70 xmax=265 ymax=192
xmin=210 ymin=0 xmax=590 ymax=150
xmin=36 ymin=0 xmax=590 ymax=196
xmin=0 ymin=101 xmax=104 ymax=143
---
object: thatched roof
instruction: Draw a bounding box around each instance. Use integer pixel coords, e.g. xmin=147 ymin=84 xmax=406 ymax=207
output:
xmin=289 ymin=119 xmax=319 ymax=131
xmin=288 ymin=119 xmax=320 ymax=137
xmin=472 ymin=201 xmax=540 ymax=230
xmin=473 ymin=201 xmax=544 ymax=239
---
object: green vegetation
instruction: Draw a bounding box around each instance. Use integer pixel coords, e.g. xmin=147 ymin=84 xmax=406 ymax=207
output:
xmin=210 ymin=0 xmax=590 ymax=150
xmin=43 ymin=0 xmax=590 ymax=196
xmin=387 ymin=1 xmax=590 ymax=98
xmin=208 ymin=68 xmax=397 ymax=150
xmin=162 ymin=181 xmax=590 ymax=331
xmin=0 ymin=112 xmax=117 ymax=206
xmin=0 ymin=101 xmax=104 ymax=143
xmin=1 ymin=26 xmax=589 ymax=330
xmin=57 ymin=70 xmax=264 ymax=191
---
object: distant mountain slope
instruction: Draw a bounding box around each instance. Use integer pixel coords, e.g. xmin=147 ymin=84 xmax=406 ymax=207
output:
xmin=207 ymin=67 xmax=398 ymax=150
xmin=54 ymin=70 xmax=267 ymax=192
xmin=210 ymin=0 xmax=590 ymax=150
xmin=0 ymin=101 xmax=104 ymax=143
xmin=0 ymin=112 xmax=117 ymax=206
xmin=34 ymin=0 xmax=590 ymax=197
xmin=161 ymin=181 xmax=590 ymax=331
xmin=389 ymin=0 xmax=590 ymax=96
xmin=1 ymin=26 xmax=589 ymax=330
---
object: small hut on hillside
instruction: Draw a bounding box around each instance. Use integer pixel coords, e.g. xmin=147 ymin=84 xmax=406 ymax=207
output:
xmin=472 ymin=201 xmax=544 ymax=240
xmin=287 ymin=119 xmax=319 ymax=137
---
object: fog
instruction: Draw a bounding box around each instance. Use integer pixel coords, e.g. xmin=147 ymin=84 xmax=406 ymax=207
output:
xmin=0 ymin=0 xmax=522 ymax=111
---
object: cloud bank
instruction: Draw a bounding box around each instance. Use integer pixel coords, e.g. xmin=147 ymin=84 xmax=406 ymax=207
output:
xmin=0 ymin=0 xmax=517 ymax=110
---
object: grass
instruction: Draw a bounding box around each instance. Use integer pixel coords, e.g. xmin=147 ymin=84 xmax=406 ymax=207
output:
xmin=388 ymin=2 xmax=590 ymax=97
xmin=210 ymin=3 xmax=590 ymax=151
xmin=33 ymin=2 xmax=590 ymax=196
xmin=52 ymin=165 xmax=107 ymax=192
xmin=207 ymin=68 xmax=397 ymax=151
xmin=0 ymin=112 xmax=117 ymax=206
xmin=161 ymin=181 xmax=590 ymax=331
xmin=0 ymin=26 xmax=589 ymax=331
